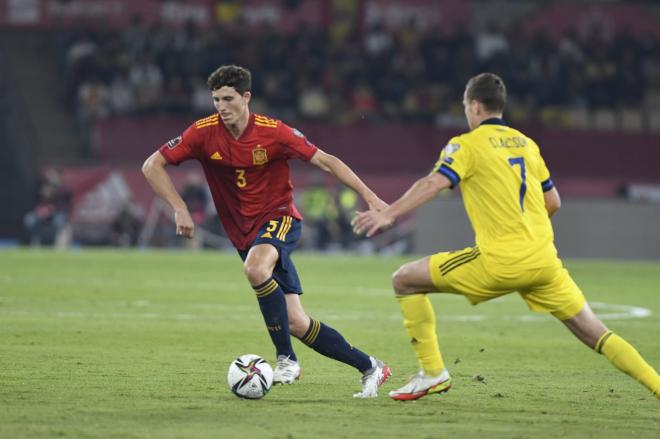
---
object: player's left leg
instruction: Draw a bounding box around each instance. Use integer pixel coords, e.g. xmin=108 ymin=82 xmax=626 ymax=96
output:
xmin=560 ymin=303 xmax=660 ymax=398
xmin=284 ymin=293 xmax=371 ymax=371
xmin=275 ymin=247 xmax=373 ymax=376
xmin=285 ymin=293 xmax=373 ymax=371
xmin=284 ymin=285 xmax=391 ymax=397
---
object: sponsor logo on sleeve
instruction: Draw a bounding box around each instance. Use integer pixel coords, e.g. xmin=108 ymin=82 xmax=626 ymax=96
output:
xmin=166 ymin=136 xmax=182 ymax=149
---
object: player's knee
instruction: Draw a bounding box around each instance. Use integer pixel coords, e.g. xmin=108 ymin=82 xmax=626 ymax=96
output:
xmin=392 ymin=266 xmax=411 ymax=295
xmin=243 ymin=261 xmax=271 ymax=286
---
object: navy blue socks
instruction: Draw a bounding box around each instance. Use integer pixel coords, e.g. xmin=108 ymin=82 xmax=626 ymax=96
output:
xmin=300 ymin=318 xmax=372 ymax=373
xmin=252 ymin=278 xmax=297 ymax=362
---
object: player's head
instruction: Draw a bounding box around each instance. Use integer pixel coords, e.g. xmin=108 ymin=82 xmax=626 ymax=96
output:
xmin=207 ymin=65 xmax=252 ymax=125
xmin=463 ymin=73 xmax=506 ymax=130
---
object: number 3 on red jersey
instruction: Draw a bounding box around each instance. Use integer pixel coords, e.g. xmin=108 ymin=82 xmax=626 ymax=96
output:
xmin=235 ymin=169 xmax=247 ymax=188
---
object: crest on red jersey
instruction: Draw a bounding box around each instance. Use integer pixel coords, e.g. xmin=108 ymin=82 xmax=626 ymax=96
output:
xmin=252 ymin=146 xmax=268 ymax=165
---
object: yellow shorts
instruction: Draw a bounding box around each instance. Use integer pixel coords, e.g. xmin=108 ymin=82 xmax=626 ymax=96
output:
xmin=428 ymin=247 xmax=586 ymax=320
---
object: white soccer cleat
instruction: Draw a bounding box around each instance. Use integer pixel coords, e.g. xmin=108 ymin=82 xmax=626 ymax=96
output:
xmin=388 ymin=369 xmax=452 ymax=401
xmin=272 ymin=355 xmax=301 ymax=384
xmin=353 ymin=358 xmax=392 ymax=398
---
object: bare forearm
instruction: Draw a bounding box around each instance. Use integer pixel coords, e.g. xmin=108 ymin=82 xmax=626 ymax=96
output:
xmin=386 ymin=175 xmax=446 ymax=220
xmin=142 ymin=159 xmax=187 ymax=211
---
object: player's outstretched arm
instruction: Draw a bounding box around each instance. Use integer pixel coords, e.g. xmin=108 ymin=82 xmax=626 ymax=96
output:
xmin=142 ymin=151 xmax=195 ymax=238
xmin=353 ymin=173 xmax=451 ymax=237
xmin=309 ymin=149 xmax=387 ymax=211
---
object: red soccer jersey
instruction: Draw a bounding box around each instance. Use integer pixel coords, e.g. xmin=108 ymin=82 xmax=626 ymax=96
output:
xmin=159 ymin=113 xmax=318 ymax=250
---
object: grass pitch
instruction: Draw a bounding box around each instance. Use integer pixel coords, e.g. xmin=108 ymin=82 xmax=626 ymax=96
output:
xmin=1 ymin=249 xmax=659 ymax=438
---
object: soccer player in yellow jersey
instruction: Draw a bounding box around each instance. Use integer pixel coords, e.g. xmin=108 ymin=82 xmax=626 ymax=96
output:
xmin=353 ymin=73 xmax=660 ymax=401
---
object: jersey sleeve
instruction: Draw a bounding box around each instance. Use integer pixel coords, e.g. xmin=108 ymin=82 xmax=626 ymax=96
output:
xmin=158 ymin=123 xmax=202 ymax=165
xmin=431 ymin=135 xmax=475 ymax=188
xmin=277 ymin=122 xmax=319 ymax=161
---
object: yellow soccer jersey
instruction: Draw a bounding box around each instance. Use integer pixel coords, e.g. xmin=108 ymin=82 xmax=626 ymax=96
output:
xmin=433 ymin=118 xmax=557 ymax=269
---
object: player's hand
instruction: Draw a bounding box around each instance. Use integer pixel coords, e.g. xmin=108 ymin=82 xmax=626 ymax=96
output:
xmin=174 ymin=208 xmax=195 ymax=238
xmin=367 ymin=196 xmax=388 ymax=212
xmin=352 ymin=210 xmax=394 ymax=237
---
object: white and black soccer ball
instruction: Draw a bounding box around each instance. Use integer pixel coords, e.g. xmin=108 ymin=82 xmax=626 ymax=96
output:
xmin=227 ymin=354 xmax=273 ymax=399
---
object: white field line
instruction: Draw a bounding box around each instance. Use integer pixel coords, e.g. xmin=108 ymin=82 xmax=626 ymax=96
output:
xmin=590 ymin=301 xmax=651 ymax=319
xmin=0 ymin=301 xmax=650 ymax=322
xmin=2 ymin=309 xmax=259 ymax=322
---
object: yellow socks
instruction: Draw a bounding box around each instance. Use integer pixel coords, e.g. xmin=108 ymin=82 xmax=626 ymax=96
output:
xmin=596 ymin=331 xmax=660 ymax=398
xmin=397 ymin=294 xmax=445 ymax=375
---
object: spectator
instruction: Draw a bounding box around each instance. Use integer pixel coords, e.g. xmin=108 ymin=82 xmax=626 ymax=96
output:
xmin=59 ymin=14 xmax=660 ymax=131
xmin=298 ymin=175 xmax=338 ymax=251
xmin=110 ymin=198 xmax=144 ymax=247
xmin=24 ymin=168 xmax=72 ymax=248
xmin=335 ymin=184 xmax=358 ymax=250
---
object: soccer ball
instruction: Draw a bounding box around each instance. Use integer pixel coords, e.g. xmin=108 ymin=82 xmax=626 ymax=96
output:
xmin=227 ymin=354 xmax=273 ymax=399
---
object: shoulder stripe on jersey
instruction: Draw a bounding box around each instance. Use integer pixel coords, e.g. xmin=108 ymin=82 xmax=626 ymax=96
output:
xmin=196 ymin=121 xmax=219 ymax=129
xmin=438 ymin=164 xmax=460 ymax=188
xmin=254 ymin=119 xmax=277 ymax=128
xmin=195 ymin=114 xmax=219 ymax=125
xmin=254 ymin=114 xmax=278 ymax=124
xmin=541 ymin=178 xmax=554 ymax=192
xmin=254 ymin=115 xmax=279 ymax=128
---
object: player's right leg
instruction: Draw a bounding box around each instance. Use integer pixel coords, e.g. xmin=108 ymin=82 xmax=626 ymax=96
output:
xmin=241 ymin=243 xmax=298 ymax=381
xmin=388 ymin=256 xmax=452 ymax=401
xmin=560 ymin=303 xmax=660 ymax=398
xmin=523 ymin=263 xmax=660 ymax=398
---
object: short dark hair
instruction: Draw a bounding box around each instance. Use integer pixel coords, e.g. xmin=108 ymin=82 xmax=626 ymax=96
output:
xmin=207 ymin=65 xmax=252 ymax=93
xmin=465 ymin=73 xmax=507 ymax=113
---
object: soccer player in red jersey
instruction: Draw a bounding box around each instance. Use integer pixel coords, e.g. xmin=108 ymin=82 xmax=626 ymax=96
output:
xmin=142 ymin=65 xmax=391 ymax=397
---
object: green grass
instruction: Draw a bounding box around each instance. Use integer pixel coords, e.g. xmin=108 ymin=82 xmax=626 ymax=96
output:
xmin=1 ymin=249 xmax=659 ymax=438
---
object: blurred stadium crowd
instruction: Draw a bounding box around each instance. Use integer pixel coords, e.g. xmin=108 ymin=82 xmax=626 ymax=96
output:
xmin=63 ymin=15 xmax=660 ymax=128
xmin=3 ymin=0 xmax=660 ymax=250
